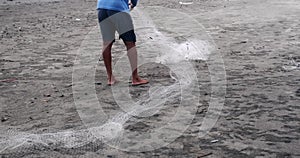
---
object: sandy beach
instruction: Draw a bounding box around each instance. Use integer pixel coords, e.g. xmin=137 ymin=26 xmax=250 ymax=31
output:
xmin=0 ymin=0 xmax=300 ymax=157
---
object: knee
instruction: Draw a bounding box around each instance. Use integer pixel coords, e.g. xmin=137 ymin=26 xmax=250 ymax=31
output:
xmin=124 ymin=41 xmax=136 ymax=50
xmin=102 ymin=42 xmax=113 ymax=53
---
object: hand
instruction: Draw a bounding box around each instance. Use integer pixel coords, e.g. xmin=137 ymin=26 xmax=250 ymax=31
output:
xmin=128 ymin=2 xmax=134 ymax=11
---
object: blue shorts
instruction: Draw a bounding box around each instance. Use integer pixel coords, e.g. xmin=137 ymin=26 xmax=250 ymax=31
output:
xmin=97 ymin=9 xmax=136 ymax=43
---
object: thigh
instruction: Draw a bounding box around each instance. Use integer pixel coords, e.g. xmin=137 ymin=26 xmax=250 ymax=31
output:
xmin=98 ymin=9 xmax=116 ymax=42
xmin=107 ymin=11 xmax=134 ymax=36
xmin=106 ymin=11 xmax=136 ymax=42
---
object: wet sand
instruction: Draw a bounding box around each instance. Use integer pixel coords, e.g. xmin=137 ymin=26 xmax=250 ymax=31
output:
xmin=0 ymin=0 xmax=300 ymax=157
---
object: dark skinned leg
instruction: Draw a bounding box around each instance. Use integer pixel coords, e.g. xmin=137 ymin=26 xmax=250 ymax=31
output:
xmin=102 ymin=41 xmax=116 ymax=85
xmin=124 ymin=41 xmax=148 ymax=85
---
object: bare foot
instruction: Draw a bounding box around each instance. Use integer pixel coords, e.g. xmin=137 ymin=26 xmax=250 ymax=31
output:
xmin=107 ymin=76 xmax=118 ymax=86
xmin=132 ymin=77 xmax=149 ymax=86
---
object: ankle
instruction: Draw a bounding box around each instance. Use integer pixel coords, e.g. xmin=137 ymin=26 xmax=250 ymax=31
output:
xmin=108 ymin=75 xmax=115 ymax=81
